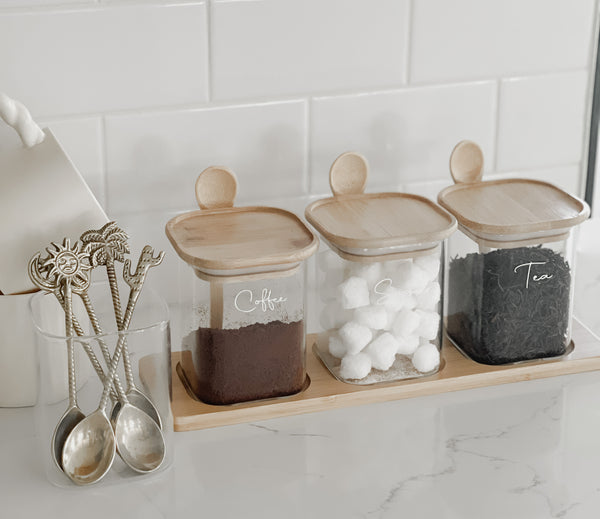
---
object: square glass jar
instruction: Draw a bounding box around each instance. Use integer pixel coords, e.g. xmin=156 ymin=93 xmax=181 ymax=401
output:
xmin=438 ymin=141 xmax=590 ymax=365
xmin=166 ymin=167 xmax=318 ymax=404
xmin=444 ymin=230 xmax=576 ymax=364
xmin=305 ymin=152 xmax=456 ymax=384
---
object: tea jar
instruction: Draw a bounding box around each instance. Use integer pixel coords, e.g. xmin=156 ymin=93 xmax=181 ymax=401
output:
xmin=437 ymin=141 xmax=590 ymax=365
xmin=305 ymin=152 xmax=457 ymax=384
xmin=166 ymin=167 xmax=318 ymax=405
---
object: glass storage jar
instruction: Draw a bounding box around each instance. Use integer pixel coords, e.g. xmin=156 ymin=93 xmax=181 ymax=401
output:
xmin=166 ymin=167 xmax=318 ymax=405
xmin=438 ymin=140 xmax=590 ymax=365
xmin=305 ymin=152 xmax=457 ymax=384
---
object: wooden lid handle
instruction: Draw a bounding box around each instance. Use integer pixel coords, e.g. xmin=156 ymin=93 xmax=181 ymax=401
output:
xmin=449 ymin=140 xmax=484 ymax=184
xmin=329 ymin=152 xmax=368 ymax=196
xmin=195 ymin=166 xmax=238 ymax=210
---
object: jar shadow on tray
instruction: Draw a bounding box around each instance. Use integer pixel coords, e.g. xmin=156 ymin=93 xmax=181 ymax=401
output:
xmin=313 ymin=340 xmax=447 ymax=386
xmin=446 ymin=333 xmax=575 ymax=367
xmin=176 ymin=358 xmax=311 ymax=407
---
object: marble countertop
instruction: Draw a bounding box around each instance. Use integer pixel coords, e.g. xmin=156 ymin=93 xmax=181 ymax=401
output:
xmin=2 ymin=369 xmax=600 ymax=519
xmin=3 ymin=219 xmax=600 ymax=518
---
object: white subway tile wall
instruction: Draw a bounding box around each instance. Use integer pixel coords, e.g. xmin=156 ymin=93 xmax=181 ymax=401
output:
xmin=105 ymin=100 xmax=307 ymax=214
xmin=0 ymin=0 xmax=598 ymax=307
xmin=0 ymin=0 xmax=596 ymax=213
xmin=496 ymin=71 xmax=589 ymax=171
xmin=310 ymin=82 xmax=497 ymax=193
xmin=210 ymin=0 xmax=409 ymax=100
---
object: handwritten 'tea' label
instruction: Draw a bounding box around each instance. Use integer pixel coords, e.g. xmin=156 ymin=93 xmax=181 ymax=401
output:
xmin=513 ymin=261 xmax=553 ymax=289
xmin=234 ymin=288 xmax=288 ymax=313
xmin=373 ymin=278 xmax=393 ymax=305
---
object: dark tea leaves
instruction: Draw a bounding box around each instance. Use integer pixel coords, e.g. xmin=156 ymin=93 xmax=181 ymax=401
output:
xmin=447 ymin=246 xmax=571 ymax=365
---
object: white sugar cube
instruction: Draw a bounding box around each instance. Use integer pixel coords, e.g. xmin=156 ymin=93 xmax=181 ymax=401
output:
xmin=348 ymin=262 xmax=383 ymax=289
xmin=365 ymin=332 xmax=398 ymax=371
xmin=382 ymin=308 xmax=397 ymax=331
xmin=415 ymin=309 xmax=440 ymax=340
xmin=378 ymin=287 xmax=416 ymax=312
xmin=328 ymin=335 xmax=346 ymax=359
xmin=394 ymin=263 xmax=430 ymax=293
xmin=392 ymin=309 xmax=420 ymax=338
xmin=412 ymin=342 xmax=440 ymax=373
xmin=416 ymin=281 xmax=441 ymax=310
xmin=338 ymin=276 xmax=370 ymax=310
xmin=338 ymin=321 xmax=373 ymax=354
xmin=385 ymin=259 xmax=412 ymax=279
xmin=415 ymin=254 xmax=440 ymax=281
xmin=395 ymin=334 xmax=420 ymax=355
xmin=353 ymin=305 xmax=388 ymax=330
xmin=340 ymin=352 xmax=372 ymax=380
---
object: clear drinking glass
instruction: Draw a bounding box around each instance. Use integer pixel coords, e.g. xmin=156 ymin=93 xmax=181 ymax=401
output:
xmin=29 ymin=281 xmax=173 ymax=487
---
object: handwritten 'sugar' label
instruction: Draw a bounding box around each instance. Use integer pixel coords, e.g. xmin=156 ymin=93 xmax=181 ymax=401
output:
xmin=234 ymin=288 xmax=288 ymax=313
xmin=373 ymin=278 xmax=394 ymax=305
xmin=513 ymin=261 xmax=553 ymax=289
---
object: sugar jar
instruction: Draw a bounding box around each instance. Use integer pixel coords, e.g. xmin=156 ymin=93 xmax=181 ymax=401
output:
xmin=305 ymin=152 xmax=457 ymax=384
xmin=438 ymin=141 xmax=590 ymax=365
xmin=166 ymin=167 xmax=318 ymax=404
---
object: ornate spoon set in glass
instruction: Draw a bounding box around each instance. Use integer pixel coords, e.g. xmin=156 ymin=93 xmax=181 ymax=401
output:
xmin=28 ymin=222 xmax=166 ymax=486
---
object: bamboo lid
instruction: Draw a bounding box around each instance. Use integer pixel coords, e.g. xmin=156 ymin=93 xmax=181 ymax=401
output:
xmin=438 ymin=141 xmax=590 ymax=241
xmin=305 ymin=152 xmax=457 ymax=254
xmin=165 ymin=167 xmax=318 ymax=273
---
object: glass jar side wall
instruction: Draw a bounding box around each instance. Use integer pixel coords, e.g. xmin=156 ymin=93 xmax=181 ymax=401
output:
xmin=313 ymin=243 xmax=445 ymax=384
xmin=179 ymin=264 xmax=307 ymax=405
xmin=444 ymin=230 xmax=575 ymax=365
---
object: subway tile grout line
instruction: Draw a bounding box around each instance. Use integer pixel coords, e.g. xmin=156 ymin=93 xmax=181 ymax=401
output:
xmin=305 ymin=98 xmax=312 ymax=195
xmin=205 ymin=0 xmax=213 ymax=102
xmin=27 ymin=68 xmax=590 ymax=123
xmin=0 ymin=0 xmax=205 ymax=14
xmin=493 ymin=161 xmax=581 ymax=176
xmin=492 ymin=78 xmax=502 ymax=173
xmin=404 ymin=0 xmax=413 ymax=85
xmin=99 ymin=116 xmax=110 ymax=214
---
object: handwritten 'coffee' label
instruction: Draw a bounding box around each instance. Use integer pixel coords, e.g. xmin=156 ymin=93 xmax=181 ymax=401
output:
xmin=234 ymin=288 xmax=288 ymax=313
xmin=513 ymin=261 xmax=553 ymax=289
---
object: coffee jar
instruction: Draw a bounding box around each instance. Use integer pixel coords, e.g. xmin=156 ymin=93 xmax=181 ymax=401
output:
xmin=166 ymin=167 xmax=318 ymax=405
xmin=305 ymin=152 xmax=457 ymax=384
xmin=437 ymin=141 xmax=590 ymax=365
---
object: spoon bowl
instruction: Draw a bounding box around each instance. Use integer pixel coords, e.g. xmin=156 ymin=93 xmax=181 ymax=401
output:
xmin=111 ymin=388 xmax=162 ymax=430
xmin=113 ymin=403 xmax=165 ymax=473
xmin=61 ymin=410 xmax=116 ymax=485
xmin=52 ymin=406 xmax=85 ymax=470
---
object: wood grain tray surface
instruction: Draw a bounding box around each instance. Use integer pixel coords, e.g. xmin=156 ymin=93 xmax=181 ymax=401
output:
xmin=168 ymin=319 xmax=600 ymax=431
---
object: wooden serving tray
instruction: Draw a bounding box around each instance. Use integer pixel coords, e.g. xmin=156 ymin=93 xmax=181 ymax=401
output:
xmin=167 ymin=319 xmax=600 ymax=432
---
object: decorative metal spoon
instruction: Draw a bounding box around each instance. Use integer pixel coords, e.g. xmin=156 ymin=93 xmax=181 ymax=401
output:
xmin=29 ymin=239 xmax=91 ymax=472
xmin=110 ymin=246 xmax=165 ymax=429
xmin=82 ymin=224 xmax=163 ymax=429
xmin=61 ymin=246 xmax=166 ymax=484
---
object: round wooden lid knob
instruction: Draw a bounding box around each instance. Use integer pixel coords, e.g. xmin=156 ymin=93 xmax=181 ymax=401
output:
xmin=195 ymin=166 xmax=238 ymax=209
xmin=449 ymin=140 xmax=484 ymax=184
xmin=329 ymin=152 xmax=368 ymax=196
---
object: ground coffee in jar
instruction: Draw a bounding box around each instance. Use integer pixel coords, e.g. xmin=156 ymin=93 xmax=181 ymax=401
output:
xmin=183 ymin=320 xmax=305 ymax=404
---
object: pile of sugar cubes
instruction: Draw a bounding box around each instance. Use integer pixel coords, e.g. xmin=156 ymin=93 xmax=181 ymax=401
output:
xmin=318 ymin=250 xmax=441 ymax=380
